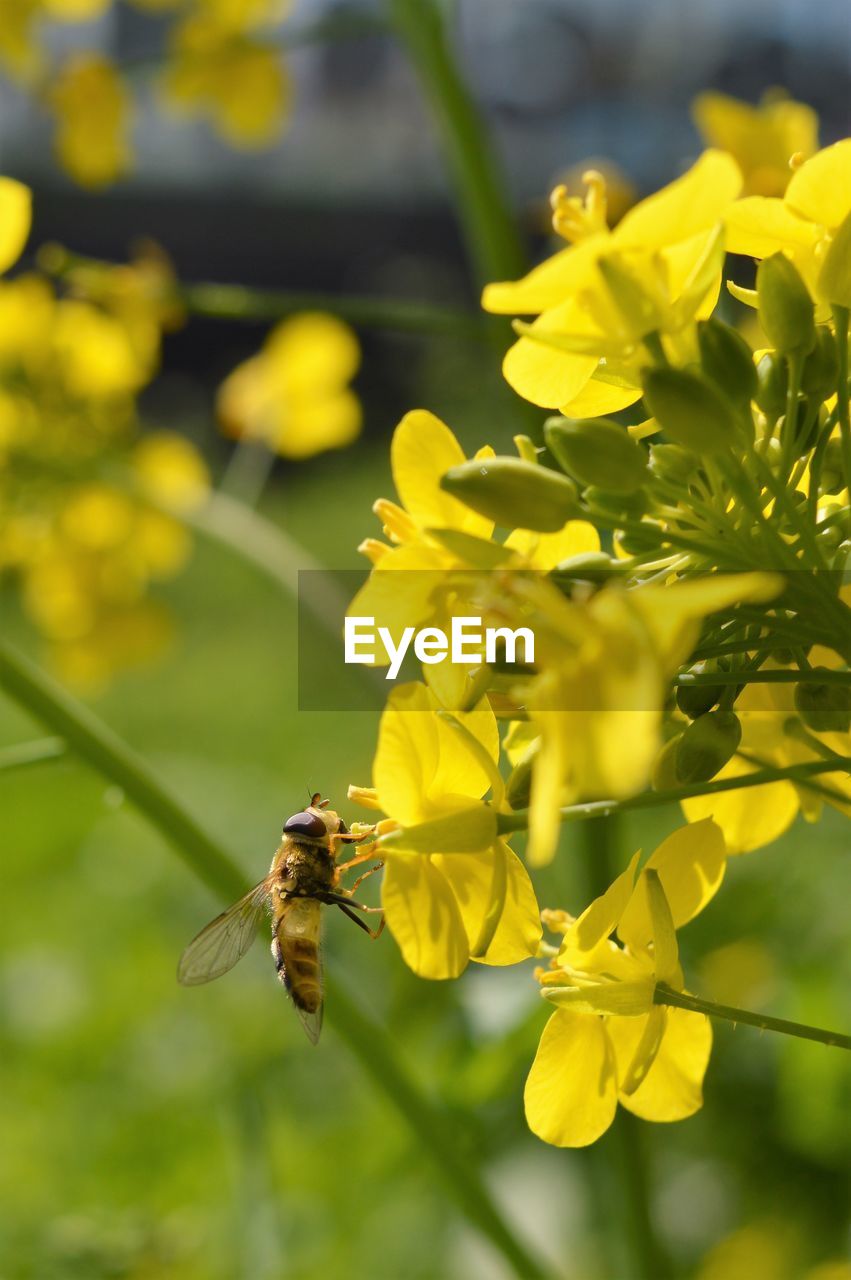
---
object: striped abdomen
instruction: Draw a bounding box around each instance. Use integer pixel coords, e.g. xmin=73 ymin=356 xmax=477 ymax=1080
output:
xmin=273 ymin=897 xmax=322 ymax=1014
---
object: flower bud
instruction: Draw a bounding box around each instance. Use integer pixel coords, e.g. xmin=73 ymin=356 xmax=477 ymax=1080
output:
xmin=801 ymin=327 xmax=839 ymax=401
xmin=642 ymin=368 xmax=737 ymax=453
xmin=648 ymin=442 xmax=697 ymax=481
xmin=794 ymin=670 xmax=851 ymax=734
xmin=819 ymin=438 xmax=846 ymax=495
xmin=675 ymin=710 xmax=742 ymax=784
xmin=697 ymin=318 xmax=757 ymax=406
xmin=817 ymin=208 xmax=851 ymax=308
xmin=755 ymin=434 xmax=783 ymax=467
xmin=505 ymin=747 xmax=537 ymax=810
xmin=583 ymin=485 xmax=649 ymax=519
xmin=549 ymin=551 xmax=622 ymax=588
xmin=544 ymin=416 xmax=648 ymax=494
xmin=615 ymin=522 xmax=663 ymax=555
xmin=755 ymin=352 xmax=788 ymax=417
xmin=756 ymin=253 xmax=816 ymax=355
xmin=440 ymin=458 xmax=579 ymax=532
xmin=652 ymin=734 xmax=682 ymax=791
xmin=676 ymin=664 xmax=724 ymax=719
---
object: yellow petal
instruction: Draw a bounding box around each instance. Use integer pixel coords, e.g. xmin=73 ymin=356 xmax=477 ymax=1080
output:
xmin=564 ymin=850 xmax=641 ymax=955
xmin=347 ymin=542 xmax=447 ymax=644
xmin=0 ymin=178 xmax=31 ymax=274
xmin=433 ymin=844 xmax=542 ymax=965
xmin=616 ymin=150 xmax=742 ymax=250
xmin=724 ymin=195 xmax=821 ymax=258
xmin=681 ymin=756 xmax=799 ymax=854
xmin=382 ymin=857 xmax=469 ymax=979
xmin=502 ymin=333 xmax=597 ymax=410
xmin=785 ymin=139 xmax=851 ymax=229
xmin=610 ymin=1005 xmax=712 ymax=1121
xmin=482 ymin=235 xmax=603 ymax=315
xmin=558 ymin=375 xmax=641 ymax=417
xmin=391 ymin=409 xmax=492 ymax=538
xmin=524 ymin=1010 xmax=618 ymax=1147
xmin=373 ymin=682 xmax=438 ymax=825
xmin=618 ymin=818 xmax=726 ymax=951
xmin=505 ymin=520 xmax=600 ymax=569
xmin=432 ymin=694 xmax=499 ymax=799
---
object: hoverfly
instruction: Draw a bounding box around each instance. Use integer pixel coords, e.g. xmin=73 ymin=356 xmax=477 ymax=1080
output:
xmin=178 ymin=795 xmax=383 ymax=1044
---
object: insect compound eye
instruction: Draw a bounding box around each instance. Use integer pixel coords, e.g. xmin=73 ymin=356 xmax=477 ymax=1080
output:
xmin=283 ymin=811 xmax=327 ymax=838
xmin=337 ymin=818 xmax=349 ymax=835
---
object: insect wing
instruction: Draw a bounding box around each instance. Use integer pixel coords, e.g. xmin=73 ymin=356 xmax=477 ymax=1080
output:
xmin=178 ymin=877 xmax=274 ymax=986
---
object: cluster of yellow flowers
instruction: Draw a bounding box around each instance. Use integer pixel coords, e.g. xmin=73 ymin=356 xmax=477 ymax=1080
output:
xmin=0 ymin=185 xmax=209 ymax=687
xmin=348 ymin=122 xmax=851 ymax=1145
xmin=1 ymin=0 xmax=292 ymax=188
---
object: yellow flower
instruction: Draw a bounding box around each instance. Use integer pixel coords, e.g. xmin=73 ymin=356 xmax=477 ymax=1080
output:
xmin=725 ymin=138 xmax=851 ymax=305
xmin=0 ymin=177 xmax=31 ymax=275
xmin=217 ymin=312 xmax=361 ymax=458
xmin=525 ymin=819 xmax=726 ymax=1147
xmin=350 ymin=410 xmax=597 ymax=707
xmin=51 ymin=55 xmax=132 ymax=188
xmin=348 ymin=682 xmax=541 ymax=979
xmin=682 ymin=665 xmax=851 ymax=852
xmin=163 ymin=17 xmax=290 ymax=147
xmin=692 ymin=90 xmax=818 ymax=196
xmin=515 ymin=572 xmax=782 ymax=865
xmin=482 ymin=151 xmax=741 ymax=414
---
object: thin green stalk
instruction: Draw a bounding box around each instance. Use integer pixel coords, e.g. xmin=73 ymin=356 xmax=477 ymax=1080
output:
xmin=655 ymin=984 xmax=851 ymax=1050
xmin=0 ymin=736 xmax=66 ymax=772
xmin=387 ymin=0 xmax=525 ymax=287
xmin=832 ymin=305 xmax=851 ymax=489
xmin=583 ymin=817 xmax=669 ymax=1280
xmin=676 ymin=669 xmax=851 ymax=687
xmin=497 ymin=756 xmax=851 ymax=835
xmin=0 ymin=640 xmax=553 ymax=1280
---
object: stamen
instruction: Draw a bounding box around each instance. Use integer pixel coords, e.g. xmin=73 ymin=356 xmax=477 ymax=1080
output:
xmin=372 ymin=498 xmax=417 ymax=543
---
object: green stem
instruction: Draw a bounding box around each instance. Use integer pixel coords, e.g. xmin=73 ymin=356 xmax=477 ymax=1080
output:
xmin=387 ymin=0 xmax=525 ymax=287
xmin=833 ymin=305 xmax=851 ymax=491
xmin=583 ymin=818 xmax=669 ymax=1280
xmin=0 ymin=736 xmax=66 ymax=772
xmin=654 ymin=984 xmax=851 ymax=1050
xmin=0 ymin=640 xmax=552 ymax=1280
xmin=496 ymin=756 xmax=851 ymax=835
xmin=676 ymin=669 xmax=850 ymax=687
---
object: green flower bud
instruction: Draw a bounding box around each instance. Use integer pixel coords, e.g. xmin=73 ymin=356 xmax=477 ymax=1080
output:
xmin=817 ymin=208 xmax=851 ymax=308
xmin=755 ymin=352 xmax=788 ymax=417
xmin=583 ymin=485 xmax=649 ymax=519
xmin=505 ymin=745 xmax=537 ymax=810
xmin=642 ymin=368 xmax=737 ymax=454
xmin=652 ymin=734 xmax=683 ymax=791
xmin=801 ymin=327 xmax=839 ymax=400
xmin=648 ymin=442 xmax=698 ymax=481
xmin=676 ymin=664 xmax=724 ymax=719
xmin=697 ymin=318 xmax=757 ymax=406
xmin=675 ymin=710 xmax=742 ymax=784
xmin=819 ymin=438 xmax=847 ymax=495
xmin=831 ymin=541 xmax=851 ymax=584
xmin=794 ymin=670 xmax=851 ymax=734
xmin=549 ymin=551 xmax=622 ymax=589
xmin=544 ymin=416 xmax=648 ymax=494
xmin=755 ymin=434 xmax=783 ymax=467
xmin=614 ymin=522 xmax=663 ymax=555
xmin=756 ymin=253 xmax=816 ymax=355
xmin=440 ymin=458 xmax=579 ymax=532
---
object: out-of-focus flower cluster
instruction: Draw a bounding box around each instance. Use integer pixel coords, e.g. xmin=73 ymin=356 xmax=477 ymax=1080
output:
xmin=0 ymin=185 xmax=210 ymax=687
xmin=348 ymin=99 xmax=851 ymax=1147
xmin=0 ymin=0 xmax=294 ymax=188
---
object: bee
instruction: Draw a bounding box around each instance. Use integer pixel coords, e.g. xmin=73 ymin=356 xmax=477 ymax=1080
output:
xmin=178 ymin=795 xmax=383 ymax=1044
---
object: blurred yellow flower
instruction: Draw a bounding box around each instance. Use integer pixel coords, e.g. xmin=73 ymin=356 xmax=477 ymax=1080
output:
xmin=525 ymin=820 xmax=725 ymax=1147
xmin=348 ymin=682 xmax=541 ymax=979
xmin=133 ymin=431 xmax=210 ymax=513
xmin=0 ymin=177 xmax=32 ymax=274
xmin=482 ymin=151 xmax=741 ymax=413
xmin=0 ymin=0 xmax=111 ymax=80
xmin=693 ymin=90 xmax=819 ymax=196
xmin=51 ymin=55 xmax=132 ymax=189
xmin=218 ymin=312 xmax=361 ymax=458
xmin=725 ymin=139 xmax=851 ymax=304
xmin=163 ymin=17 xmax=290 ymax=147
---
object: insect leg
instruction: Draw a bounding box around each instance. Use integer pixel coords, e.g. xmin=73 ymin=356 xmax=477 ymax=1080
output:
xmin=271 ymin=930 xmax=286 ymax=984
xmin=335 ymin=900 xmax=385 ymax=940
xmin=348 ymin=861 xmax=384 ymax=895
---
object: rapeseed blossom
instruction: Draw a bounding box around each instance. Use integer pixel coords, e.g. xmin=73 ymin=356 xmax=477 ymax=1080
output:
xmin=525 ymin=820 xmax=725 ymax=1146
xmin=51 ymin=54 xmax=132 ymax=188
xmin=348 ymin=682 xmax=541 ymax=979
xmin=692 ymin=90 xmax=818 ymax=196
